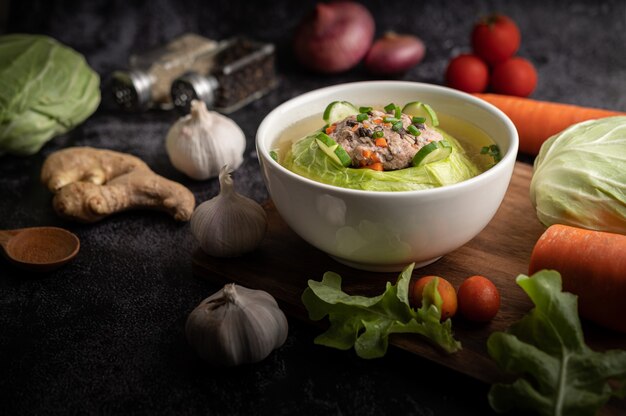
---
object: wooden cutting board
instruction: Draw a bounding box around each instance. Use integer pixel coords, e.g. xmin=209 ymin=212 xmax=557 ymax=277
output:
xmin=192 ymin=161 xmax=626 ymax=412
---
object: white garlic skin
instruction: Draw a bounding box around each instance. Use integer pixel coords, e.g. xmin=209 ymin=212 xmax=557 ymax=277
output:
xmin=191 ymin=165 xmax=267 ymax=257
xmin=185 ymin=283 xmax=288 ymax=366
xmin=166 ymin=100 xmax=245 ymax=180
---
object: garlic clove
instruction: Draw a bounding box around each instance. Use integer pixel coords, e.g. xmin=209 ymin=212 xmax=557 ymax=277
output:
xmin=185 ymin=283 xmax=288 ymax=366
xmin=191 ymin=165 xmax=267 ymax=257
xmin=165 ymin=100 xmax=245 ymax=180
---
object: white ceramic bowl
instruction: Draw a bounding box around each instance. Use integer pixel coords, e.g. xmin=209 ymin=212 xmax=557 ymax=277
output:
xmin=256 ymin=81 xmax=518 ymax=272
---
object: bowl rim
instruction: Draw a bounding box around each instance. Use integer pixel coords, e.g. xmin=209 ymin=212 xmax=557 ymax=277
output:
xmin=256 ymin=80 xmax=519 ymax=197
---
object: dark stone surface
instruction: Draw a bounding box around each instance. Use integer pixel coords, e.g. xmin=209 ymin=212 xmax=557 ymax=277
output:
xmin=0 ymin=1 xmax=624 ymax=415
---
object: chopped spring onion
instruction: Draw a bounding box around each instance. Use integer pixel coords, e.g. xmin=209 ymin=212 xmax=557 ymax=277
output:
xmin=358 ymin=106 xmax=373 ymax=113
xmin=373 ymin=130 xmax=384 ymax=139
xmin=392 ymin=121 xmax=404 ymax=131
xmin=356 ymin=113 xmax=369 ymax=122
xmin=383 ymin=116 xmax=399 ymax=123
xmin=384 ymin=103 xmax=397 ymax=113
xmin=481 ymin=144 xmax=502 ymax=162
xmin=407 ymin=125 xmax=421 ymax=136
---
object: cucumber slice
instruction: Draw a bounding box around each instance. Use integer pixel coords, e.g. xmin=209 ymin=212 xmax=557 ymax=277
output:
xmin=315 ymin=133 xmax=352 ymax=167
xmin=323 ymin=101 xmax=359 ymax=125
xmin=411 ymin=140 xmax=452 ymax=166
xmin=402 ymin=101 xmax=439 ymax=127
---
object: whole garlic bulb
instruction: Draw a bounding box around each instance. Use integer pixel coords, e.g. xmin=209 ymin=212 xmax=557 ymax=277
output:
xmin=191 ymin=165 xmax=267 ymax=257
xmin=185 ymin=283 xmax=288 ymax=366
xmin=166 ymin=100 xmax=245 ymax=180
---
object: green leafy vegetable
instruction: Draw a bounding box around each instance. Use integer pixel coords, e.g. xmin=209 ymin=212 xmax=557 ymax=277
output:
xmin=480 ymin=144 xmax=502 ymax=164
xmin=0 ymin=34 xmax=101 ymax=156
xmin=488 ymin=270 xmax=626 ymax=416
xmin=301 ymin=263 xmax=461 ymax=358
xmin=283 ymin=129 xmax=480 ymax=191
xmin=530 ymin=116 xmax=626 ymax=235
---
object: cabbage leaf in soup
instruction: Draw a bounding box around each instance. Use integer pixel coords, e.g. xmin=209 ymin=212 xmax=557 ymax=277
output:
xmin=282 ymin=128 xmax=480 ymax=191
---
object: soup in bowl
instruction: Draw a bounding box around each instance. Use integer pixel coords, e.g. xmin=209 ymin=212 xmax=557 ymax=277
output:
xmin=256 ymin=81 xmax=518 ymax=272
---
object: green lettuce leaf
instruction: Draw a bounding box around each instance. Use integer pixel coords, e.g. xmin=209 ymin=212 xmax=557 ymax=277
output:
xmin=0 ymin=34 xmax=101 ymax=156
xmin=283 ymin=129 xmax=480 ymax=192
xmin=301 ymin=263 xmax=461 ymax=358
xmin=488 ymin=270 xmax=626 ymax=416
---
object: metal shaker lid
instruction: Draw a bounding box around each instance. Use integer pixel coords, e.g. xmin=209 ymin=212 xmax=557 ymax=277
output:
xmin=171 ymin=73 xmax=219 ymax=112
xmin=111 ymin=70 xmax=153 ymax=111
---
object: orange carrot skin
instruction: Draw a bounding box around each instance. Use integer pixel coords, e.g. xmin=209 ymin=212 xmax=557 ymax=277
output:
xmin=529 ymin=224 xmax=626 ymax=333
xmin=474 ymin=93 xmax=626 ymax=156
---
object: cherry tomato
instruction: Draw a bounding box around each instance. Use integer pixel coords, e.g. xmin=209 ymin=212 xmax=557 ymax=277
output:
xmin=445 ymin=54 xmax=490 ymax=93
xmin=471 ymin=14 xmax=521 ymax=65
xmin=457 ymin=275 xmax=500 ymax=322
xmin=410 ymin=276 xmax=458 ymax=320
xmin=490 ymin=57 xmax=538 ymax=97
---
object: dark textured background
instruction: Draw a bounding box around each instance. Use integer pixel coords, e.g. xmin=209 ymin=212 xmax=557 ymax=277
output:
xmin=1 ymin=1 xmax=625 ymax=415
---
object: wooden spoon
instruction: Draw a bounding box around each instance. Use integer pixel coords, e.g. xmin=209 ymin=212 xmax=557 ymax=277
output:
xmin=0 ymin=227 xmax=80 ymax=272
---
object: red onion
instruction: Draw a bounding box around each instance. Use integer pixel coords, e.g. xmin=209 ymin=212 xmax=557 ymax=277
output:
xmin=364 ymin=33 xmax=426 ymax=75
xmin=292 ymin=1 xmax=375 ymax=74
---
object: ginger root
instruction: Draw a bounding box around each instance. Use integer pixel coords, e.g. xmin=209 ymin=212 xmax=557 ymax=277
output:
xmin=41 ymin=147 xmax=195 ymax=222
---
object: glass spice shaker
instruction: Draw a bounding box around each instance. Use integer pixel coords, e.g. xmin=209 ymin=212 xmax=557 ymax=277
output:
xmin=111 ymin=33 xmax=221 ymax=111
xmin=170 ymin=37 xmax=277 ymax=114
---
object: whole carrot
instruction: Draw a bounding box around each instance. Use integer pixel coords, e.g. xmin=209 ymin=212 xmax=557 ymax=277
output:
xmin=529 ymin=224 xmax=626 ymax=333
xmin=474 ymin=93 xmax=626 ymax=156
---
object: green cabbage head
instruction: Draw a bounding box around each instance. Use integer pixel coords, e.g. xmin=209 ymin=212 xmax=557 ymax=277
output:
xmin=0 ymin=34 xmax=101 ymax=156
xmin=530 ymin=116 xmax=626 ymax=234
